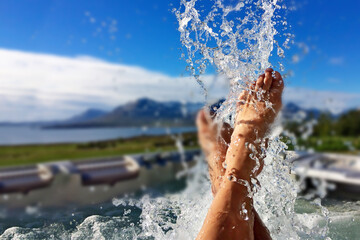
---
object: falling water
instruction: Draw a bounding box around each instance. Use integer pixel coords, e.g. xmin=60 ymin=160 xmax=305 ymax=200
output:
xmin=175 ymin=0 xmax=291 ymax=124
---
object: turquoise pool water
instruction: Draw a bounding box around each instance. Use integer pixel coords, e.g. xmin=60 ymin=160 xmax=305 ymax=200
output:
xmin=0 ymin=176 xmax=359 ymax=240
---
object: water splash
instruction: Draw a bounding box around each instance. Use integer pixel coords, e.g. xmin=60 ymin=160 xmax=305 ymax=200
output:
xmin=175 ymin=0 xmax=292 ymax=124
xmin=175 ymin=0 xmax=330 ymax=239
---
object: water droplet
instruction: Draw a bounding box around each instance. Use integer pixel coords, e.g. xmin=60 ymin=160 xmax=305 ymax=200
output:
xmin=277 ymin=47 xmax=285 ymax=58
xmin=222 ymin=45 xmax=231 ymax=55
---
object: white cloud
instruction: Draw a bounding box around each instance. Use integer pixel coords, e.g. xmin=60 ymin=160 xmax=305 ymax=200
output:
xmin=328 ymin=57 xmax=344 ymax=66
xmin=283 ymin=87 xmax=360 ymax=114
xmin=0 ymin=48 xmax=358 ymax=121
xmin=0 ymin=48 xmax=226 ymax=122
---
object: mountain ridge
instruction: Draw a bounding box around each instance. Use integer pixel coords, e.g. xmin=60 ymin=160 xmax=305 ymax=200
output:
xmin=0 ymin=99 xmax=349 ymax=129
xmin=45 ymin=98 xmax=201 ymax=128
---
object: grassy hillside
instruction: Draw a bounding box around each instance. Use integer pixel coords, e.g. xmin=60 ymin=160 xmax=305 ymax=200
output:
xmin=0 ymin=132 xmax=198 ymax=168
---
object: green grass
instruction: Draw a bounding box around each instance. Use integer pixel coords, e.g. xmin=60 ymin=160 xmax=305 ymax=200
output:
xmin=0 ymin=132 xmax=199 ymax=168
xmin=1 ymin=132 xmax=358 ymax=168
xmin=286 ymin=136 xmax=360 ymax=153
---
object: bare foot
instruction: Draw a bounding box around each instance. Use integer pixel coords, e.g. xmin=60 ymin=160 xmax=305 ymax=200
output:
xmin=197 ymin=68 xmax=284 ymax=190
xmin=196 ymin=109 xmax=232 ymax=194
xmin=226 ymin=68 xmax=284 ymax=181
xmin=196 ymin=68 xmax=282 ymax=240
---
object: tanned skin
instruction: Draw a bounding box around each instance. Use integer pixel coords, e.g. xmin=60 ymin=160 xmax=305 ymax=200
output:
xmin=196 ymin=68 xmax=284 ymax=240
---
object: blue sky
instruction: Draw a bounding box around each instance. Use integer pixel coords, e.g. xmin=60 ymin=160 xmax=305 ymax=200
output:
xmin=0 ymin=0 xmax=187 ymax=75
xmin=0 ymin=0 xmax=359 ymax=121
xmin=286 ymin=0 xmax=360 ymax=93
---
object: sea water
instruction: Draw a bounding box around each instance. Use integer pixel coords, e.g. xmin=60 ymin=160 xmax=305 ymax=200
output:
xmin=0 ymin=1 xmax=358 ymax=239
xmin=0 ymin=126 xmax=196 ymax=145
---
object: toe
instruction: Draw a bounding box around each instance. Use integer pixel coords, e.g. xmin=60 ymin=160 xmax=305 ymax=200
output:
xmin=196 ymin=109 xmax=213 ymax=153
xmin=270 ymin=71 xmax=284 ymax=94
xmin=272 ymin=71 xmax=284 ymax=90
xmin=263 ymin=68 xmax=273 ymax=91
xmin=237 ymin=90 xmax=248 ymax=107
xmin=269 ymin=71 xmax=284 ymax=107
xmin=196 ymin=109 xmax=209 ymax=131
xmin=255 ymin=74 xmax=265 ymax=90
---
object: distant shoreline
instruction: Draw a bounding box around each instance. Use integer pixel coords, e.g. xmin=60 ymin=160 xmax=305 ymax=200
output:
xmin=0 ymin=126 xmax=196 ymax=146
